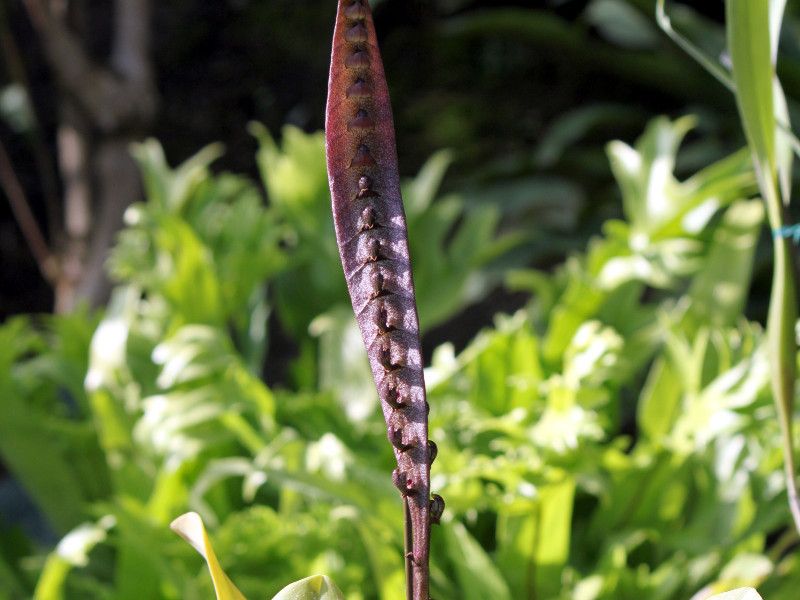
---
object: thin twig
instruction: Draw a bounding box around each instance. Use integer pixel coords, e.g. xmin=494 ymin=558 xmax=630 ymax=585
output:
xmin=0 ymin=4 xmax=63 ymax=238
xmin=0 ymin=138 xmax=57 ymax=281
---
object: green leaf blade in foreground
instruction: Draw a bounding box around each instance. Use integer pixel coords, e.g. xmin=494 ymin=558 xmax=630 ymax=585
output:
xmin=727 ymin=0 xmax=775 ymax=177
xmin=171 ymin=512 xmax=248 ymax=600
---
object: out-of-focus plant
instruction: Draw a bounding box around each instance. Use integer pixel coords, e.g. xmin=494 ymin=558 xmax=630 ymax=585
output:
xmin=0 ymin=112 xmax=788 ymax=599
xmin=1 ymin=41 xmax=798 ymax=598
xmin=0 ymin=122 xmax=513 ymax=600
xmin=422 ymin=113 xmax=782 ymax=600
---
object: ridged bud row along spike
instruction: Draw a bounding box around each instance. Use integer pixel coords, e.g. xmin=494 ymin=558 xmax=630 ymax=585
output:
xmin=325 ymin=2 xmax=439 ymax=599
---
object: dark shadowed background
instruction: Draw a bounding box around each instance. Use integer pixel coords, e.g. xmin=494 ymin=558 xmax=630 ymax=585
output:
xmin=1 ymin=0 xmax=756 ymax=320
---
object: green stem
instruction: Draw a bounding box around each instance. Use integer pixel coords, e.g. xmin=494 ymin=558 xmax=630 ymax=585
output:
xmin=769 ymin=230 xmax=800 ymax=534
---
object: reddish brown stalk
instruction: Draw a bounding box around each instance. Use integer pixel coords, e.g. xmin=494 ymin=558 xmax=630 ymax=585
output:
xmin=324 ymin=2 xmax=443 ymax=599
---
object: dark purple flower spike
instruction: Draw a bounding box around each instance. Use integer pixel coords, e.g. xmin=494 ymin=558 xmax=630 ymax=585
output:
xmin=325 ymin=2 xmax=442 ymax=599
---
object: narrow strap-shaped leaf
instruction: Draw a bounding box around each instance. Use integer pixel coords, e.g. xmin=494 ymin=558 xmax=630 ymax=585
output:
xmin=728 ymin=0 xmax=775 ymax=175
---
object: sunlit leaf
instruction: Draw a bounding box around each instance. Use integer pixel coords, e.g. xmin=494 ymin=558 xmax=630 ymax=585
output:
xmin=271 ymin=575 xmax=346 ymax=600
xmin=728 ymin=0 xmax=774 ymax=177
xmin=170 ymin=512 xmax=248 ymax=600
xmin=496 ymin=479 xmax=574 ymax=599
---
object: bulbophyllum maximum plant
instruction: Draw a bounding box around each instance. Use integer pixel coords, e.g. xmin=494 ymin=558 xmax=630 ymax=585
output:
xmin=325 ymin=1 xmax=443 ymax=599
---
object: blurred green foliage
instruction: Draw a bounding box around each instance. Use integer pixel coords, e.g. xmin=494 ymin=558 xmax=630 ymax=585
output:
xmin=3 ymin=3 xmax=800 ymax=598
xmin=0 ymin=111 xmax=797 ymax=599
xmin=0 ymin=122 xmax=511 ymax=600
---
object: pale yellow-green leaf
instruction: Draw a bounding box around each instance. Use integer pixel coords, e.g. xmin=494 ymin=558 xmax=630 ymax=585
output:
xmin=706 ymin=587 xmax=763 ymax=600
xmin=170 ymin=512 xmax=248 ymax=600
xmin=271 ymin=575 xmax=346 ymax=600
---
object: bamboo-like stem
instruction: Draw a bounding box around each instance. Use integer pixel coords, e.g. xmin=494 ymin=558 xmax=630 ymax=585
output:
xmin=767 ymin=209 xmax=800 ymax=534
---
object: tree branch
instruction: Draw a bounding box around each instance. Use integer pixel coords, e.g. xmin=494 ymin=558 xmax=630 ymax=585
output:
xmin=0 ymin=138 xmax=57 ymax=282
xmin=22 ymin=0 xmax=157 ymax=134
xmin=0 ymin=2 xmax=63 ymax=240
xmin=111 ymin=0 xmax=151 ymax=84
